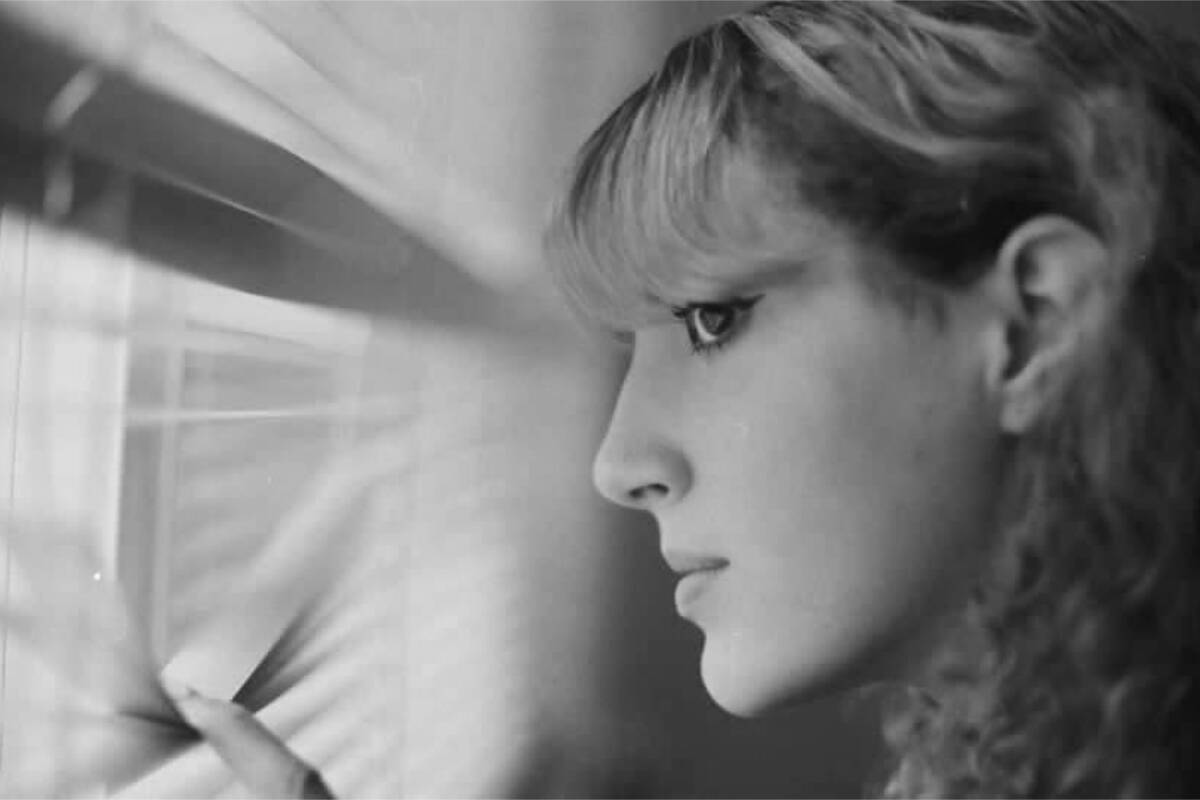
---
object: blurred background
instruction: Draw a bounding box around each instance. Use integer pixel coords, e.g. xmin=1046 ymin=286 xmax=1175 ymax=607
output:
xmin=1 ymin=2 xmax=1196 ymax=797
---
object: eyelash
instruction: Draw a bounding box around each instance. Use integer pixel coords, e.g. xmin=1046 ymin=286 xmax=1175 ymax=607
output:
xmin=668 ymin=296 xmax=762 ymax=356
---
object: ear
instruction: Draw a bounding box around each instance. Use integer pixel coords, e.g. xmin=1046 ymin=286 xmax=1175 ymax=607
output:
xmin=977 ymin=215 xmax=1114 ymax=434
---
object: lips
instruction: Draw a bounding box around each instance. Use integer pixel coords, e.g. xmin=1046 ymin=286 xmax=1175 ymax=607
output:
xmin=664 ymin=550 xmax=728 ymax=614
xmin=663 ymin=550 xmax=729 ymax=576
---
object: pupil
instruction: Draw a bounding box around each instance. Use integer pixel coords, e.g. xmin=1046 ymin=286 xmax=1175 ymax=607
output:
xmin=698 ymin=307 xmax=731 ymax=337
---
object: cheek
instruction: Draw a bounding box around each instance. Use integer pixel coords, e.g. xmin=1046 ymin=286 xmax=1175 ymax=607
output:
xmin=741 ymin=391 xmax=992 ymax=615
xmin=691 ymin=327 xmax=1002 ymax=707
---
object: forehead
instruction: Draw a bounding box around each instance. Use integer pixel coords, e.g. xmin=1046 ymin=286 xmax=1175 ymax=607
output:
xmin=691 ymin=151 xmax=838 ymax=270
xmin=653 ymin=207 xmax=849 ymax=302
xmin=566 ymin=149 xmax=867 ymax=327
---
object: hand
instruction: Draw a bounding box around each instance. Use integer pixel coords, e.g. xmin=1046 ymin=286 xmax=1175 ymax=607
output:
xmin=165 ymin=682 xmax=334 ymax=799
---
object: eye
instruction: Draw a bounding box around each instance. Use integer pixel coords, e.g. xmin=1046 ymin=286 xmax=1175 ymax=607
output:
xmin=669 ymin=296 xmax=761 ymax=355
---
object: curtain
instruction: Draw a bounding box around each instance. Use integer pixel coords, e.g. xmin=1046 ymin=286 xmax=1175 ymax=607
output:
xmin=0 ymin=3 xmax=743 ymax=796
xmin=0 ymin=202 xmax=617 ymax=798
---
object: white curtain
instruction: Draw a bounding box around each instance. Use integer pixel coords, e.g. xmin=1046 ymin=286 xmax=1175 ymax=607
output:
xmin=0 ymin=3 xmax=742 ymax=796
xmin=0 ymin=201 xmax=623 ymax=797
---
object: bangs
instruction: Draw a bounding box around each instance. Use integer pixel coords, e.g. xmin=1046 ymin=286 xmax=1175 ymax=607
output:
xmin=544 ymin=20 xmax=782 ymax=336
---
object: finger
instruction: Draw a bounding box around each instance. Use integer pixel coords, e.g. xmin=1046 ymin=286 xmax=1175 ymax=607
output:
xmin=166 ymin=686 xmax=333 ymax=799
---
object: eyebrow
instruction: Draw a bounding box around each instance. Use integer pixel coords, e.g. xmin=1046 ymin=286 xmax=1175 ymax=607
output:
xmin=646 ymin=254 xmax=821 ymax=306
xmin=740 ymin=255 xmax=821 ymax=287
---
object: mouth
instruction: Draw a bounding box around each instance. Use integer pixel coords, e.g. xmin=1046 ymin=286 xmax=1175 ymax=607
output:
xmin=663 ymin=550 xmax=729 ymax=576
xmin=664 ymin=550 xmax=729 ymax=614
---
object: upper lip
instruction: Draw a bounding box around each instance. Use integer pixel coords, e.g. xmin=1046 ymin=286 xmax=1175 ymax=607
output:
xmin=663 ymin=550 xmax=729 ymax=576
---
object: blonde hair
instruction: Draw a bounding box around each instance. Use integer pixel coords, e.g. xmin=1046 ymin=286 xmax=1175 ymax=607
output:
xmin=546 ymin=2 xmax=1200 ymax=796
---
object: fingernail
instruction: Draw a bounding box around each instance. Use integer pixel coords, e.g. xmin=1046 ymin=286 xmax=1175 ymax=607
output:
xmin=159 ymin=669 xmax=197 ymax=703
xmin=166 ymin=688 xmax=222 ymax=730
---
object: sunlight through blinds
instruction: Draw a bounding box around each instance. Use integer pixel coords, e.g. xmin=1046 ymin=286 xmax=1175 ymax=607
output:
xmin=0 ymin=206 xmax=570 ymax=796
xmin=0 ymin=2 xmax=655 ymax=796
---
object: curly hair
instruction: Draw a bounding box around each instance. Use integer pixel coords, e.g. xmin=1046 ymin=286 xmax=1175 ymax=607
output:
xmin=545 ymin=1 xmax=1200 ymax=796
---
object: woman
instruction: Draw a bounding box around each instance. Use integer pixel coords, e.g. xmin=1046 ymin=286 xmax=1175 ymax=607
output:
xmin=177 ymin=1 xmax=1200 ymax=796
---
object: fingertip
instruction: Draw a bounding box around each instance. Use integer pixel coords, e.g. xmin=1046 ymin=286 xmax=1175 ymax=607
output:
xmin=159 ymin=669 xmax=197 ymax=704
xmin=165 ymin=685 xmax=236 ymax=731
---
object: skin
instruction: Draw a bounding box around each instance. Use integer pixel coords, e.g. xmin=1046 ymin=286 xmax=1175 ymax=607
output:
xmin=167 ymin=186 xmax=1109 ymax=793
xmin=164 ymin=204 xmax=1011 ymax=787
xmin=592 ymin=203 xmax=1010 ymax=717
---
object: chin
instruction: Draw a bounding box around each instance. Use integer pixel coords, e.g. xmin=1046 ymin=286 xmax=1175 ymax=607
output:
xmin=697 ymin=629 xmax=891 ymax=718
xmin=697 ymin=637 xmax=831 ymax=718
xmin=704 ymin=686 xmax=782 ymax=719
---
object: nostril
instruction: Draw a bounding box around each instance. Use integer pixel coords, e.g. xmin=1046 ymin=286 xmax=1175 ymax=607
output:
xmin=629 ymin=483 xmax=668 ymax=504
xmin=592 ymin=437 xmax=690 ymax=511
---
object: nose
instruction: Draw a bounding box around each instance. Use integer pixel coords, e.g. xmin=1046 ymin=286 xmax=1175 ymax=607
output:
xmin=592 ymin=359 xmax=692 ymax=512
xmin=593 ymin=434 xmax=691 ymax=511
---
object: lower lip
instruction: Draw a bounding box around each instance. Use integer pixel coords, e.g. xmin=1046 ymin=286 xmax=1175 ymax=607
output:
xmin=674 ymin=568 xmax=724 ymax=613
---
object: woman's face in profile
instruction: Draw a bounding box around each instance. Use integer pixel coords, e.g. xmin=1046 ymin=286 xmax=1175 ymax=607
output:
xmin=592 ymin=202 xmax=1010 ymax=716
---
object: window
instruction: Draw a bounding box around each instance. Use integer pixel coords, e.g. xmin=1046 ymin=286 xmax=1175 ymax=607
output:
xmin=0 ymin=199 xmax=567 ymax=797
xmin=0 ymin=205 xmax=378 ymax=793
xmin=0 ymin=3 xmax=647 ymax=794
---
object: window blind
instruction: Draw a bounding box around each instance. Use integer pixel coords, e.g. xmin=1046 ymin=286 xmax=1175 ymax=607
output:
xmin=0 ymin=3 xmax=660 ymax=797
xmin=0 ymin=203 xmax=567 ymax=797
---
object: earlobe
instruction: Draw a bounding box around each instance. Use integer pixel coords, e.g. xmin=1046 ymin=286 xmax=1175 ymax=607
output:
xmin=980 ymin=215 xmax=1113 ymax=434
